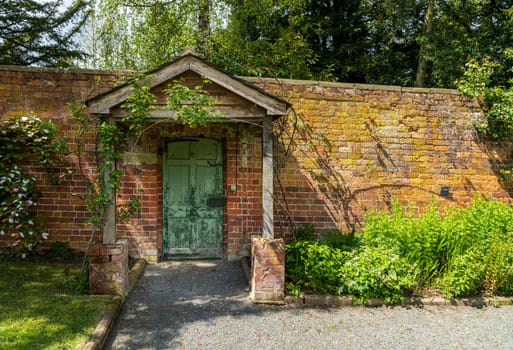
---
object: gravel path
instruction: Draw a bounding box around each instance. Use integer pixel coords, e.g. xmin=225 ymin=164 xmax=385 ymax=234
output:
xmin=105 ymin=260 xmax=513 ymax=350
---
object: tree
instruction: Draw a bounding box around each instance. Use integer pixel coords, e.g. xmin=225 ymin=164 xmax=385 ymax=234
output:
xmin=86 ymin=0 xmax=513 ymax=88
xmin=415 ymin=0 xmax=434 ymax=87
xmin=0 ymin=0 xmax=90 ymax=66
xmin=90 ymin=0 xmax=228 ymax=70
xmin=414 ymin=0 xmax=513 ymax=87
xmin=209 ymin=0 xmax=322 ymax=79
xmin=356 ymin=0 xmax=423 ymax=86
xmin=300 ymin=0 xmax=369 ymax=82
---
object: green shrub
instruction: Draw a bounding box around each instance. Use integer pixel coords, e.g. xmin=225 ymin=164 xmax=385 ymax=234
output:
xmin=440 ymin=197 xmax=513 ymax=266
xmin=319 ymin=229 xmax=360 ymax=251
xmin=484 ymin=232 xmax=513 ymax=295
xmin=285 ymin=240 xmax=348 ymax=295
xmin=295 ymin=223 xmax=316 ymax=241
xmin=440 ymin=248 xmax=485 ymax=299
xmin=499 ymin=273 xmax=513 ymax=296
xmin=340 ymin=245 xmax=417 ymax=304
xmin=285 ymin=198 xmax=513 ymax=299
xmin=363 ymin=199 xmax=444 ymax=285
xmin=363 ymin=197 xmax=513 ymax=290
xmin=0 ymin=116 xmax=66 ymax=259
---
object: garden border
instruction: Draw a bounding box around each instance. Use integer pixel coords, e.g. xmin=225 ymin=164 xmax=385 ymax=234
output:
xmin=240 ymin=255 xmax=513 ymax=307
xmin=284 ymin=294 xmax=513 ymax=307
xmin=82 ymin=258 xmax=146 ymax=350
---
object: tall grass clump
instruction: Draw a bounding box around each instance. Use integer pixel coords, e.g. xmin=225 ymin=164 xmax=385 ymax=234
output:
xmin=285 ymin=196 xmax=513 ymax=301
xmin=363 ymin=196 xmax=513 ymax=297
xmin=363 ymin=199 xmax=445 ymax=285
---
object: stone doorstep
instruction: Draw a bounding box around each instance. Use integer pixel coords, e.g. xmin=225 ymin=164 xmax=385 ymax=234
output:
xmin=82 ymin=258 xmax=147 ymax=350
xmin=284 ymin=294 xmax=513 ymax=307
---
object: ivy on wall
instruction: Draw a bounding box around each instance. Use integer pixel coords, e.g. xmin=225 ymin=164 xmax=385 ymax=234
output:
xmin=456 ymin=51 xmax=513 ymax=181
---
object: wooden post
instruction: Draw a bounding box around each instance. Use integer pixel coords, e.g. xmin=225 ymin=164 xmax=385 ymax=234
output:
xmin=262 ymin=116 xmax=274 ymax=239
xmin=103 ymin=119 xmax=116 ymax=244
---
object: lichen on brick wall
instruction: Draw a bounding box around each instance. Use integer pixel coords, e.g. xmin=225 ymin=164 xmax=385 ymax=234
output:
xmin=1 ymin=67 xmax=513 ymax=256
xmin=251 ymin=78 xmax=513 ymax=237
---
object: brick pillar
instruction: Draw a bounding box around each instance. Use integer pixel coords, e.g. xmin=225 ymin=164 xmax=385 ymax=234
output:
xmin=251 ymin=237 xmax=285 ymax=302
xmin=88 ymin=239 xmax=128 ymax=296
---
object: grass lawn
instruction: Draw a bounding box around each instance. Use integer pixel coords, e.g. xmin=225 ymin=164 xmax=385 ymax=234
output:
xmin=0 ymin=261 xmax=113 ymax=350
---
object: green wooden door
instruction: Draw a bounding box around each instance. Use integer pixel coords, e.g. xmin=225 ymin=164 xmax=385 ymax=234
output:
xmin=163 ymin=138 xmax=224 ymax=258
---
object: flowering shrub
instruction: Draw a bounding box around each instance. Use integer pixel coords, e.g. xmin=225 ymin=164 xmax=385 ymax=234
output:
xmin=0 ymin=116 xmax=66 ymax=258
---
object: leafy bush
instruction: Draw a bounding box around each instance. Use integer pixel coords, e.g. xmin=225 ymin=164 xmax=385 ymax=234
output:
xmin=319 ymin=229 xmax=360 ymax=251
xmin=340 ymin=245 xmax=417 ymax=304
xmin=363 ymin=199 xmax=444 ymax=285
xmin=295 ymin=223 xmax=316 ymax=241
xmin=484 ymin=232 xmax=513 ymax=295
xmin=285 ymin=240 xmax=348 ymax=295
xmin=363 ymin=197 xmax=513 ymax=290
xmin=440 ymin=248 xmax=485 ymax=299
xmin=285 ymin=198 xmax=513 ymax=300
xmin=0 ymin=164 xmax=48 ymax=256
xmin=440 ymin=197 xmax=513 ymax=261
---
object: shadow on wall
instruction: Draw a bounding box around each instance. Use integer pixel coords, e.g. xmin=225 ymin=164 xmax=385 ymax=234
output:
xmin=272 ymin=105 xmax=513 ymax=240
xmin=477 ymin=138 xmax=513 ymax=198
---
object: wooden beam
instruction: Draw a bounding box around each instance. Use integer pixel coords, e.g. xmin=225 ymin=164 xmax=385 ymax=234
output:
xmin=189 ymin=60 xmax=288 ymax=115
xmin=88 ymin=62 xmax=191 ymax=114
xmin=111 ymin=105 xmax=266 ymax=121
xmin=262 ymin=116 xmax=274 ymax=239
xmin=87 ymin=54 xmax=289 ymax=117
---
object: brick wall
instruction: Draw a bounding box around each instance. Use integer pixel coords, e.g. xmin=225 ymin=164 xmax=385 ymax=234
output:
xmin=1 ymin=66 xmax=512 ymax=259
xmin=249 ymin=78 xmax=513 ymax=236
xmin=0 ymin=66 xmax=124 ymax=251
xmin=115 ymin=123 xmax=263 ymax=259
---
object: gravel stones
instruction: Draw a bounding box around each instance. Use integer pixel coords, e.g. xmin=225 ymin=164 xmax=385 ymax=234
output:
xmin=105 ymin=260 xmax=513 ymax=350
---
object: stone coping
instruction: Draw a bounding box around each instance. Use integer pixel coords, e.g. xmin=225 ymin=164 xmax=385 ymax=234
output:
xmin=244 ymin=76 xmax=461 ymax=95
xmin=82 ymin=258 xmax=147 ymax=350
xmin=285 ymin=294 xmax=513 ymax=308
xmin=0 ymin=64 xmax=460 ymax=95
xmin=0 ymin=64 xmax=132 ymax=76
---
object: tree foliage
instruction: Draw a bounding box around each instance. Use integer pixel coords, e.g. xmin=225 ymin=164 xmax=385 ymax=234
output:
xmin=5 ymin=0 xmax=513 ymax=85
xmin=211 ymin=0 xmax=513 ymax=87
xmin=89 ymin=0 xmax=229 ymax=70
xmin=0 ymin=0 xmax=90 ymax=66
xmin=457 ymin=49 xmax=513 ymax=139
xmin=208 ymin=0 xmax=322 ymax=79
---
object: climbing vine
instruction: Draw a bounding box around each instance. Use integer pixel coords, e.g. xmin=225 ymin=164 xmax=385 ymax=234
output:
xmin=0 ymin=116 xmax=67 ymax=257
xmin=456 ymin=50 xmax=513 ymax=180
xmin=456 ymin=51 xmax=513 ymax=139
xmin=165 ymin=81 xmax=220 ymax=127
xmin=69 ymin=74 xmax=220 ymax=267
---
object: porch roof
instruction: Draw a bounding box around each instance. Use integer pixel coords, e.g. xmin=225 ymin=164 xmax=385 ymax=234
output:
xmin=85 ymin=49 xmax=290 ymax=119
